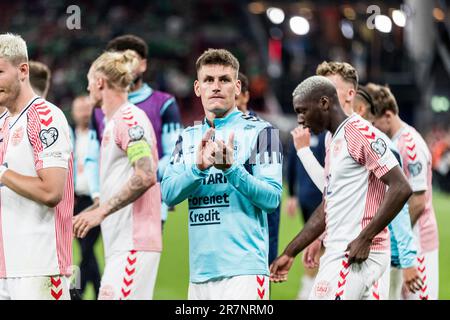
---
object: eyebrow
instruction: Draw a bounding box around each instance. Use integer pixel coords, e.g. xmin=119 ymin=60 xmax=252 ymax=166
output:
xmin=202 ymin=74 xmax=232 ymax=81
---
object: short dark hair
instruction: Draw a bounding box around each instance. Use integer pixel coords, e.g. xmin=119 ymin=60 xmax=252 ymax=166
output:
xmin=195 ymin=49 xmax=239 ymax=75
xmin=29 ymin=60 xmax=51 ymax=96
xmin=238 ymin=72 xmax=249 ymax=93
xmin=106 ymin=34 xmax=148 ymax=59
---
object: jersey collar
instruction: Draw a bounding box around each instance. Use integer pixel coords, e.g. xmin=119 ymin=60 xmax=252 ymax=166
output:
xmin=203 ymin=108 xmax=241 ymax=128
xmin=128 ymin=83 xmax=153 ymax=104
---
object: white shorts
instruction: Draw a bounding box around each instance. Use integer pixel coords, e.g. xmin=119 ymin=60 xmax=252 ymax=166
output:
xmin=390 ymin=249 xmax=439 ymax=300
xmin=188 ymin=275 xmax=269 ymax=300
xmin=309 ymin=250 xmax=390 ymax=300
xmin=374 ymin=263 xmax=391 ymax=300
xmin=0 ymin=275 xmax=71 ymax=300
xmin=98 ymin=250 xmax=160 ymax=300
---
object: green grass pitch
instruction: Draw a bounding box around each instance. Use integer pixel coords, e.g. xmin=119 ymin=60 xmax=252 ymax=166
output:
xmin=74 ymin=190 xmax=450 ymax=300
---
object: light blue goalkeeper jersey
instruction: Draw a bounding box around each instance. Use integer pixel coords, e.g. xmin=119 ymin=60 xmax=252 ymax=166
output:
xmin=161 ymin=108 xmax=282 ymax=283
xmin=379 ymin=131 xmax=417 ymax=268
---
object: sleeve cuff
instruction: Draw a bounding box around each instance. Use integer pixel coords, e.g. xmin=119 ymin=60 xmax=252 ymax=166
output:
xmin=190 ymin=164 xmax=210 ymax=179
xmin=296 ymin=147 xmax=314 ymax=160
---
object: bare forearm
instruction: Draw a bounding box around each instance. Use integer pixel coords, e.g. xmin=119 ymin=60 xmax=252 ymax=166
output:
xmin=284 ymin=201 xmax=326 ymax=257
xmin=2 ymin=169 xmax=65 ymax=207
xmin=408 ymin=193 xmax=426 ymax=226
xmin=102 ymin=157 xmax=155 ymax=217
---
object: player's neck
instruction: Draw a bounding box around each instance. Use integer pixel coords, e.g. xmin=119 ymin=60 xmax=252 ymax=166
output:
xmin=8 ymin=86 xmax=36 ymax=116
xmin=204 ymin=106 xmax=236 ymax=126
xmin=102 ymin=90 xmax=128 ymax=120
xmin=329 ymin=106 xmax=348 ymax=135
xmin=389 ymin=116 xmax=403 ymax=139
xmin=130 ymin=79 xmax=143 ymax=92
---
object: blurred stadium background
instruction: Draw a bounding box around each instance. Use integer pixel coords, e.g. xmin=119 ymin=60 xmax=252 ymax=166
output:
xmin=2 ymin=0 xmax=450 ymax=299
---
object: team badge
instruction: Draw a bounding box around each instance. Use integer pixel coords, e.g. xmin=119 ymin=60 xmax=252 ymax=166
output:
xmin=370 ymin=138 xmax=387 ymax=157
xmin=128 ymin=125 xmax=144 ymax=142
xmin=11 ymin=126 xmax=24 ymax=146
xmin=408 ymin=162 xmax=422 ymax=177
xmin=39 ymin=127 xmax=58 ymax=148
xmin=315 ymin=280 xmax=331 ymax=298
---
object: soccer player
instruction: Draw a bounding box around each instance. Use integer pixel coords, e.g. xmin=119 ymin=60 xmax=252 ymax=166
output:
xmin=368 ymin=83 xmax=439 ymax=300
xmin=161 ymin=49 xmax=282 ymax=300
xmin=235 ymin=71 xmax=280 ymax=267
xmin=270 ymin=76 xmax=412 ymax=300
xmin=355 ymin=85 xmax=420 ymax=299
xmin=70 ymin=95 xmax=101 ymax=298
xmin=29 ymin=60 xmax=51 ymax=98
xmin=84 ymin=34 xmax=182 ymax=227
xmin=72 ymin=50 xmax=161 ymax=300
xmin=0 ymin=33 xmax=73 ymax=300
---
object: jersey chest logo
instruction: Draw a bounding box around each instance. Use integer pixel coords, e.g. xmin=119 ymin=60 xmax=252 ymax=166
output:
xmin=39 ymin=127 xmax=59 ymax=148
xmin=11 ymin=126 xmax=24 ymax=146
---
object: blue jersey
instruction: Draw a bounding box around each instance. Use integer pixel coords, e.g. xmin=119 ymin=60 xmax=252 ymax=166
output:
xmin=161 ymin=109 xmax=283 ymax=283
xmin=379 ymin=131 xmax=417 ymax=268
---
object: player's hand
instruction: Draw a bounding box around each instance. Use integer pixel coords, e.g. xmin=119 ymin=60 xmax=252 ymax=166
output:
xmin=345 ymin=236 xmax=372 ymax=264
xmin=291 ymin=126 xmax=311 ymax=151
xmin=269 ymin=253 xmax=295 ymax=283
xmin=214 ymin=132 xmax=234 ymax=171
xmin=286 ymin=197 xmax=298 ymax=218
xmin=196 ymin=128 xmax=216 ymax=171
xmin=402 ymin=266 xmax=423 ymax=293
xmin=73 ymin=207 xmax=105 ymax=238
xmin=302 ymin=238 xmax=322 ymax=269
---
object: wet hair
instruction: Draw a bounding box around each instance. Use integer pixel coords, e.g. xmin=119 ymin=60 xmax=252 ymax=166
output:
xmin=365 ymin=82 xmax=399 ymax=116
xmin=292 ymin=75 xmax=338 ymax=103
xmin=195 ymin=49 xmax=239 ymax=77
xmin=238 ymin=72 xmax=249 ymax=93
xmin=316 ymin=61 xmax=358 ymax=90
xmin=90 ymin=50 xmax=139 ymax=91
xmin=106 ymin=34 xmax=148 ymax=59
xmin=29 ymin=60 xmax=51 ymax=97
xmin=0 ymin=33 xmax=28 ymax=65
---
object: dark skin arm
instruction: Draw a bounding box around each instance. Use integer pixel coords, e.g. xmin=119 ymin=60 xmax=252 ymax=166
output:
xmin=345 ymin=165 xmax=412 ymax=264
xmin=270 ymin=201 xmax=325 ymax=282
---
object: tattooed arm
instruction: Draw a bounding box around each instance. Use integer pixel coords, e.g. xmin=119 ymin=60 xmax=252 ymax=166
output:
xmin=73 ymin=140 xmax=156 ymax=238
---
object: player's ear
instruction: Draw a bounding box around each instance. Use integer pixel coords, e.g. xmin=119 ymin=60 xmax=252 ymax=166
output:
xmin=97 ymin=77 xmax=104 ymax=90
xmin=19 ymin=62 xmax=29 ymax=82
xmin=194 ymin=79 xmax=200 ymax=97
xmin=320 ymin=96 xmax=329 ymax=111
xmin=235 ymin=79 xmax=241 ymax=96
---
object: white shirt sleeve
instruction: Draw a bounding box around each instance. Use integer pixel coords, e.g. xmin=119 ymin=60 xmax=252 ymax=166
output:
xmin=296 ymin=147 xmax=325 ymax=193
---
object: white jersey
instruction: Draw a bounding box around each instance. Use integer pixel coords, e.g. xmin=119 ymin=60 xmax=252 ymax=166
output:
xmin=0 ymin=97 xmax=73 ymax=277
xmin=0 ymin=111 xmax=7 ymax=144
xmin=323 ymin=114 xmax=399 ymax=253
xmin=392 ymin=124 xmax=438 ymax=253
xmin=100 ymin=103 xmax=162 ymax=258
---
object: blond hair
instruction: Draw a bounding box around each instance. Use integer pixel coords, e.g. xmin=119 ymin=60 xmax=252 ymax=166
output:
xmin=0 ymin=33 xmax=28 ymax=65
xmin=90 ymin=49 xmax=139 ymax=91
xmin=316 ymin=61 xmax=358 ymax=89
